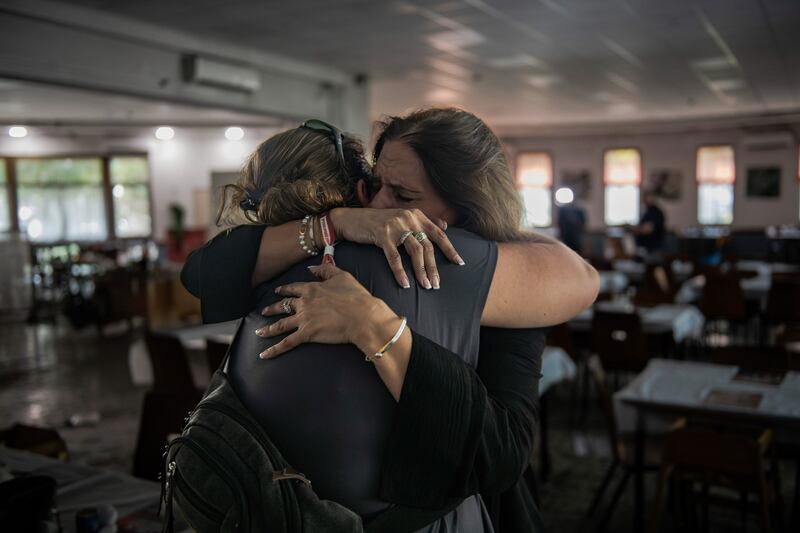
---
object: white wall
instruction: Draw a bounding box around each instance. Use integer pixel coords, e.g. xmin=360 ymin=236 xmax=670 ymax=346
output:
xmin=0 ymin=127 xmax=278 ymax=240
xmin=504 ymin=124 xmax=800 ymax=231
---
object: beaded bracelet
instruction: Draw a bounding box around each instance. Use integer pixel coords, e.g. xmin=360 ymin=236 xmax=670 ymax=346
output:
xmin=299 ymin=215 xmax=320 ymax=256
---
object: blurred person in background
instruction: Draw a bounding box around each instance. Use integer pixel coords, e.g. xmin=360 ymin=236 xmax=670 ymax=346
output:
xmin=633 ymin=190 xmax=666 ymax=259
xmin=556 ymin=188 xmax=586 ymax=254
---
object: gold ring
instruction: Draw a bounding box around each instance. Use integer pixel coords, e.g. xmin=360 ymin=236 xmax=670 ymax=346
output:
xmin=281 ymin=299 xmax=294 ymax=314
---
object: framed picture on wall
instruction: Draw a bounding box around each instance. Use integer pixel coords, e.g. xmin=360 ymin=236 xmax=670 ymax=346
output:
xmin=561 ymin=169 xmax=592 ymax=200
xmin=647 ymin=169 xmax=683 ymax=200
xmin=746 ymin=167 xmax=781 ymax=198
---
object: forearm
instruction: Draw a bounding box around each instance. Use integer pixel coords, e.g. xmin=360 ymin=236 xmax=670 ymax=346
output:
xmin=251 ymin=218 xmax=326 ymax=286
xmin=351 ymin=298 xmax=412 ymax=401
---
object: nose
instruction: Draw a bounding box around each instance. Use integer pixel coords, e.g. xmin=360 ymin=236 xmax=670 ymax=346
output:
xmin=368 ymin=187 xmax=394 ymax=209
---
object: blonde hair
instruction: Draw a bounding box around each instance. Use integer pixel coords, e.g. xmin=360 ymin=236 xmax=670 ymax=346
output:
xmin=217 ymin=127 xmax=370 ymax=227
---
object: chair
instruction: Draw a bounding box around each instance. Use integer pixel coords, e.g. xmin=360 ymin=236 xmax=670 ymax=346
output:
xmin=205 ymin=337 xmax=230 ymax=375
xmin=144 ymin=331 xmax=197 ymax=393
xmin=584 ymin=356 xmax=676 ymax=531
xmin=765 ymin=274 xmax=800 ymax=328
xmin=591 ymin=309 xmax=650 ymax=377
xmin=698 ymin=271 xmax=752 ymax=344
xmin=132 ymin=390 xmax=202 ymax=480
xmin=699 ymin=272 xmax=747 ymax=323
xmin=649 ymin=425 xmax=781 ymax=532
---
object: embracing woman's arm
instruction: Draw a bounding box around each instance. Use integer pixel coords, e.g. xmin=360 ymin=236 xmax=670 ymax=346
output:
xmin=379 ymin=326 xmax=544 ymax=509
xmin=484 ymin=232 xmax=599 ymax=328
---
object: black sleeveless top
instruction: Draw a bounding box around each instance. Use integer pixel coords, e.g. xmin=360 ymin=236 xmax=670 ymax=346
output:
xmin=227 ymin=229 xmax=497 ymax=517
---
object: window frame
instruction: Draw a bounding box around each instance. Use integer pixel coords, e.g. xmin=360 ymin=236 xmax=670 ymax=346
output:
xmin=515 ymin=150 xmax=554 ymax=228
xmin=602 ymin=146 xmax=643 ymax=227
xmin=0 ymin=152 xmax=153 ymax=243
xmin=695 ymin=144 xmax=736 ymax=226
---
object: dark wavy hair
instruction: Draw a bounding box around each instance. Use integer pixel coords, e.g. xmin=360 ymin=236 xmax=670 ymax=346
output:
xmin=373 ymin=107 xmax=524 ymax=242
xmin=217 ymin=126 xmax=371 ymax=227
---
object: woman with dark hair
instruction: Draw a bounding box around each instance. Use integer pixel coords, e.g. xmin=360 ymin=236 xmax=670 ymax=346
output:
xmin=183 ymin=109 xmax=598 ymax=531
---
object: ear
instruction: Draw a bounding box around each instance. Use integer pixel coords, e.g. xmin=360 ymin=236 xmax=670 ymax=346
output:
xmin=356 ymin=179 xmax=371 ymax=206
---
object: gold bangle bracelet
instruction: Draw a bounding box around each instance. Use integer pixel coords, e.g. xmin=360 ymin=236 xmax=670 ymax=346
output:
xmin=365 ymin=316 xmax=408 ymax=363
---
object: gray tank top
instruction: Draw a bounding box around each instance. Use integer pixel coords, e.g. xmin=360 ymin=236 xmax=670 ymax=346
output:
xmin=227 ymin=228 xmax=497 ymax=524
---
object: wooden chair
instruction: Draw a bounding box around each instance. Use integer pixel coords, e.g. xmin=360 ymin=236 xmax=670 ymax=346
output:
xmin=765 ymin=274 xmax=800 ymax=328
xmin=591 ymin=309 xmax=650 ymax=378
xmin=699 ymin=272 xmax=747 ymax=323
xmin=144 ymin=331 xmax=197 ymax=393
xmin=132 ymin=390 xmax=201 ymax=480
xmin=205 ymin=337 xmax=230 ymax=375
xmin=584 ymin=356 xmax=676 ymax=531
xmin=649 ymin=425 xmax=781 ymax=532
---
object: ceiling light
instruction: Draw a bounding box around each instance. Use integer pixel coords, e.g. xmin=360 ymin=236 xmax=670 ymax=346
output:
xmin=8 ymin=126 xmax=27 ymax=138
xmin=225 ymin=126 xmax=244 ymax=141
xmin=555 ymin=187 xmax=574 ymax=205
xmin=155 ymin=126 xmax=175 ymax=140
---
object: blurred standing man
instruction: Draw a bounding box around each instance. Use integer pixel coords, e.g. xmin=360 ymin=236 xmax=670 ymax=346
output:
xmin=556 ymin=189 xmax=586 ymax=254
xmin=633 ymin=190 xmax=666 ymax=257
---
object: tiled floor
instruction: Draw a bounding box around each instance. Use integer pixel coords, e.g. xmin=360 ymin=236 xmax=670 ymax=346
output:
xmin=0 ymin=319 xmax=795 ymax=532
xmin=0 ymin=320 xmax=145 ymax=472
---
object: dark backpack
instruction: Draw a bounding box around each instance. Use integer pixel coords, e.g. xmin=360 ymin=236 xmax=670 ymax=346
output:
xmin=159 ymin=326 xmax=363 ymax=533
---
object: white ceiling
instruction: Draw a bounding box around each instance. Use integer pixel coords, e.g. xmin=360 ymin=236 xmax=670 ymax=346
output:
xmin=33 ymin=0 xmax=800 ymax=129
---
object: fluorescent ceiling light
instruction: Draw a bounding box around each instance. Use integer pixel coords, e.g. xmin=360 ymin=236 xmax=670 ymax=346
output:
xmin=8 ymin=125 xmax=27 ymax=138
xmin=225 ymin=126 xmax=245 ymax=141
xmin=155 ymin=126 xmax=175 ymax=140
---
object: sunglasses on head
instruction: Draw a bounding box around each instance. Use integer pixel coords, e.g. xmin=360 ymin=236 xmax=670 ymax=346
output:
xmin=300 ymin=119 xmax=347 ymax=171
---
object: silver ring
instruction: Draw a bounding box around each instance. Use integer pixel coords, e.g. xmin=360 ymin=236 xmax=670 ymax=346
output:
xmin=281 ymin=299 xmax=294 ymax=315
xmin=414 ymin=231 xmax=428 ymax=242
xmin=398 ymin=230 xmax=414 ymax=246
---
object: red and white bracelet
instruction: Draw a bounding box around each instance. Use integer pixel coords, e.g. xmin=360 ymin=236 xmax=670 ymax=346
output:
xmin=319 ymin=211 xmax=336 ymax=265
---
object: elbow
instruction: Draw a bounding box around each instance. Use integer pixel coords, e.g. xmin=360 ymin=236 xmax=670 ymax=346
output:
xmin=582 ymin=261 xmax=600 ymax=310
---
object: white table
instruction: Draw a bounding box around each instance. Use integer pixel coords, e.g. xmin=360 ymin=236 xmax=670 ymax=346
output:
xmin=128 ymin=321 xmax=238 ymax=387
xmin=0 ymin=446 xmax=189 ymax=533
xmin=597 ymin=271 xmax=628 ymax=295
xmin=569 ymin=303 xmax=705 ymax=343
xmin=615 ymin=359 xmax=800 ymax=530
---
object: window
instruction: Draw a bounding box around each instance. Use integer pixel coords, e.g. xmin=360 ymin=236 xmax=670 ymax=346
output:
xmin=16 ymin=158 xmax=106 ymax=241
xmin=110 ymin=156 xmax=152 ymax=238
xmin=697 ymin=145 xmax=735 ymax=225
xmin=604 ymin=148 xmax=641 ymax=226
xmin=516 ymin=152 xmax=552 ymax=227
xmin=0 ymin=160 xmax=9 ymax=232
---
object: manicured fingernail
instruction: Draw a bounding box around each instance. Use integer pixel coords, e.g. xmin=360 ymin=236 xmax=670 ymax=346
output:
xmin=443 ymin=221 xmax=448 ymax=230
xmin=259 ymin=348 xmax=273 ymax=359
xmin=431 ymin=275 xmax=440 ymax=290
xmin=261 ymin=307 xmax=268 ymax=315
xmin=456 ymin=255 xmax=465 ymax=266
xmin=255 ymin=328 xmax=265 ymax=336
xmin=423 ymin=278 xmax=432 ymax=290
xmin=401 ymin=277 xmax=410 ymax=289
xmin=274 ymin=286 xmax=282 ymax=294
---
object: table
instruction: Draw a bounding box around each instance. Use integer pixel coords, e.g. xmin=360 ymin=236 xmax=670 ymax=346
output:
xmin=612 ymin=259 xmax=694 ymax=284
xmin=615 ymin=359 xmax=800 ymax=531
xmin=597 ymin=271 xmax=628 ymax=295
xmin=128 ymin=321 xmax=238 ymax=387
xmin=0 ymin=446 xmax=189 ymax=532
xmin=569 ymin=303 xmax=705 ymax=344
